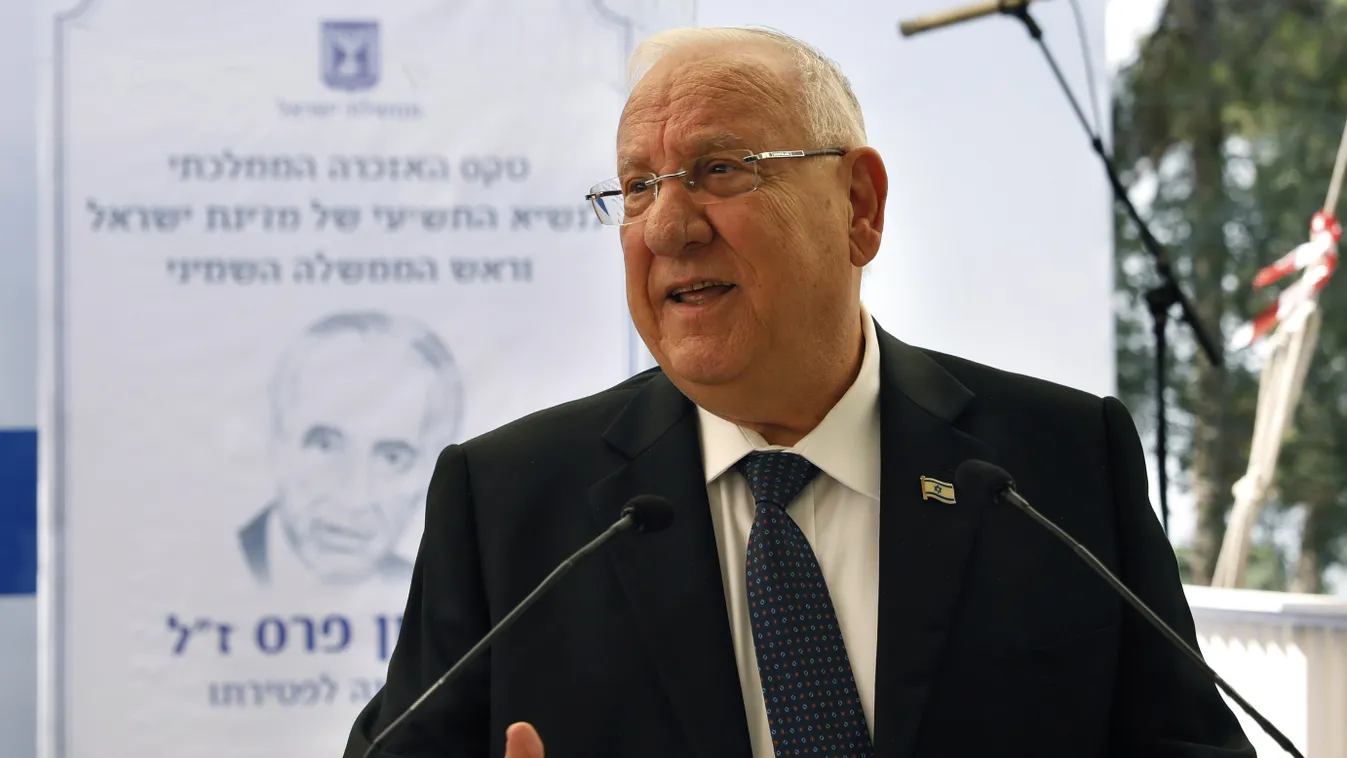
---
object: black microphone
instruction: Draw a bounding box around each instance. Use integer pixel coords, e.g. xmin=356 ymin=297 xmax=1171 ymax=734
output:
xmin=361 ymin=495 xmax=676 ymax=758
xmin=898 ymin=0 xmax=1042 ymax=37
xmin=954 ymin=460 xmax=1303 ymax=758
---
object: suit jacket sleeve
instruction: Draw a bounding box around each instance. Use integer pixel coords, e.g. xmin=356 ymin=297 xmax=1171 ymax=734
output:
xmin=343 ymin=444 xmax=492 ymax=758
xmin=1103 ymin=396 xmax=1255 ymax=757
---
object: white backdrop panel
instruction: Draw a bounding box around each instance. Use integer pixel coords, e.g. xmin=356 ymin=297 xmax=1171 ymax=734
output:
xmin=39 ymin=1 xmax=692 ymax=756
xmin=38 ymin=1 xmax=1112 ymax=757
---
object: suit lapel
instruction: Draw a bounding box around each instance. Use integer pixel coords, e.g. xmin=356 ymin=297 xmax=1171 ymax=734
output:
xmin=870 ymin=326 xmax=997 ymax=758
xmin=588 ymin=372 xmax=752 ymax=758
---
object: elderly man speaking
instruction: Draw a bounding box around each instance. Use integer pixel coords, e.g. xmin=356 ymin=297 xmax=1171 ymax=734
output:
xmin=344 ymin=27 xmax=1252 ymax=758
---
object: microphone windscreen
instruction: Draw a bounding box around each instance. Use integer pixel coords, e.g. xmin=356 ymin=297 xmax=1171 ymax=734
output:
xmin=621 ymin=495 xmax=676 ymax=534
xmin=954 ymin=459 xmax=1016 ymax=506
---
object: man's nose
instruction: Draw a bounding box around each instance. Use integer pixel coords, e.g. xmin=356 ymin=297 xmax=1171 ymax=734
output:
xmin=642 ymin=182 xmax=713 ymax=257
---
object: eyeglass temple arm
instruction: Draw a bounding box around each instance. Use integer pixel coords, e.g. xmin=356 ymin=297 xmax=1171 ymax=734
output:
xmin=746 ymin=147 xmax=848 ymax=163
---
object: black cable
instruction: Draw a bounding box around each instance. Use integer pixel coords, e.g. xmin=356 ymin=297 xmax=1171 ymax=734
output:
xmin=995 ymin=1 xmax=1227 ymax=535
xmin=1065 ymin=0 xmax=1104 ymax=145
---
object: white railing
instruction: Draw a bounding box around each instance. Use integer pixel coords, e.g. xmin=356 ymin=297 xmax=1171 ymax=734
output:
xmin=1185 ymin=585 xmax=1347 ymax=758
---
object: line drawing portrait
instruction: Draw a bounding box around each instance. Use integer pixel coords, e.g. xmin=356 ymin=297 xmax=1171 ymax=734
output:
xmin=238 ymin=311 xmax=464 ymax=587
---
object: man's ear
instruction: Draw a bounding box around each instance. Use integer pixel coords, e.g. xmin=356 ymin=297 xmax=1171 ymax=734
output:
xmin=845 ymin=147 xmax=887 ymax=267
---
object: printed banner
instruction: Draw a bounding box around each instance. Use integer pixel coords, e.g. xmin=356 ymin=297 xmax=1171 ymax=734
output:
xmin=39 ymin=1 xmax=692 ymax=756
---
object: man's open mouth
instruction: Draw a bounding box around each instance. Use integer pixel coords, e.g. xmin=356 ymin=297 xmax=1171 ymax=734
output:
xmin=669 ymin=281 xmax=736 ymax=304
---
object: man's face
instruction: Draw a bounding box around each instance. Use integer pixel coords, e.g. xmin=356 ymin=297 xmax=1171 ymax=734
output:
xmin=617 ymin=45 xmax=859 ymax=401
xmin=270 ymin=336 xmax=447 ymax=584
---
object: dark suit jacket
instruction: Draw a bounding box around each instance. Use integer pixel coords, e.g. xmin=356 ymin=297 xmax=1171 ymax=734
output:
xmin=343 ymin=323 xmax=1253 ymax=757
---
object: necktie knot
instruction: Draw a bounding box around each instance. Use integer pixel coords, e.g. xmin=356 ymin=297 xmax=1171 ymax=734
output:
xmin=735 ymin=451 xmax=820 ymax=512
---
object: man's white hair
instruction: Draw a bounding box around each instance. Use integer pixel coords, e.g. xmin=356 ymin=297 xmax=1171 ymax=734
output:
xmin=626 ymin=26 xmax=867 ymax=148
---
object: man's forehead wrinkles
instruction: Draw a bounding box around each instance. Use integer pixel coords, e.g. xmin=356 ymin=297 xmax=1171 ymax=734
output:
xmin=619 ymin=96 xmax=765 ymax=169
xmin=618 ymin=124 xmax=661 ymax=172
xmin=671 ymin=71 xmax=785 ymax=110
xmin=616 ymin=96 xmax=665 ymax=169
xmin=671 ymin=130 xmax=754 ymax=157
xmin=620 ymin=129 xmax=753 ymax=173
xmin=616 ymin=51 xmax=792 ymax=148
xmin=616 ymin=57 xmax=796 ymax=174
xmin=691 ymin=131 xmax=751 ymax=150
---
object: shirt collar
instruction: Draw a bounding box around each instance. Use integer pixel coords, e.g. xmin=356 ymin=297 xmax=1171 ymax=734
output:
xmin=695 ymin=303 xmax=882 ymax=499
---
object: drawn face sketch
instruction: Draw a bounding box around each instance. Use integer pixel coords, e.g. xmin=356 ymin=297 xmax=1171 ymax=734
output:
xmin=268 ymin=313 xmax=462 ymax=584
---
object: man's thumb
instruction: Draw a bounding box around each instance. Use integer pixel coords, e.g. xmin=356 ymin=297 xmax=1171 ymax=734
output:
xmin=505 ymin=722 xmax=544 ymax=758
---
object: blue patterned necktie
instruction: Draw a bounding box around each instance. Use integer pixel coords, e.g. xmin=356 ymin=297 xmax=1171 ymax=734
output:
xmin=737 ymin=451 xmax=874 ymax=757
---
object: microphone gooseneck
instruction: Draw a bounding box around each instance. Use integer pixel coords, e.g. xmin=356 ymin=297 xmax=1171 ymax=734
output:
xmin=362 ymin=495 xmax=677 ymax=758
xmin=953 ymin=459 xmax=1303 ymax=758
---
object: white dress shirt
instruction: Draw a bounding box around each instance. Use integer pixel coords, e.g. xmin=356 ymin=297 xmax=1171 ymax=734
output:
xmin=696 ymin=304 xmax=882 ymax=758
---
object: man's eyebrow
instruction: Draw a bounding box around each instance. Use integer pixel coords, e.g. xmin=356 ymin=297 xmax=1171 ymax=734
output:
xmin=689 ymin=132 xmax=752 ymax=153
xmin=618 ymin=132 xmax=753 ymax=173
xmin=619 ymin=154 xmax=645 ymax=173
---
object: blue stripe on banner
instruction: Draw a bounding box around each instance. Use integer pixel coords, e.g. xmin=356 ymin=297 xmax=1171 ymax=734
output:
xmin=0 ymin=429 xmax=37 ymax=595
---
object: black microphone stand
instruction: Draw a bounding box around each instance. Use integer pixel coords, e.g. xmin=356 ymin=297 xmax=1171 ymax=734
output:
xmin=999 ymin=3 xmax=1225 ymax=535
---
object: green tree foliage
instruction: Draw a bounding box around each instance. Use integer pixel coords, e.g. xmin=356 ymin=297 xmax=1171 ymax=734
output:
xmin=1112 ymin=0 xmax=1347 ymax=591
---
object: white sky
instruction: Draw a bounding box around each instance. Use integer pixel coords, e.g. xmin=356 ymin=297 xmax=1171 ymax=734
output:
xmin=1105 ymin=0 xmax=1166 ymax=74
